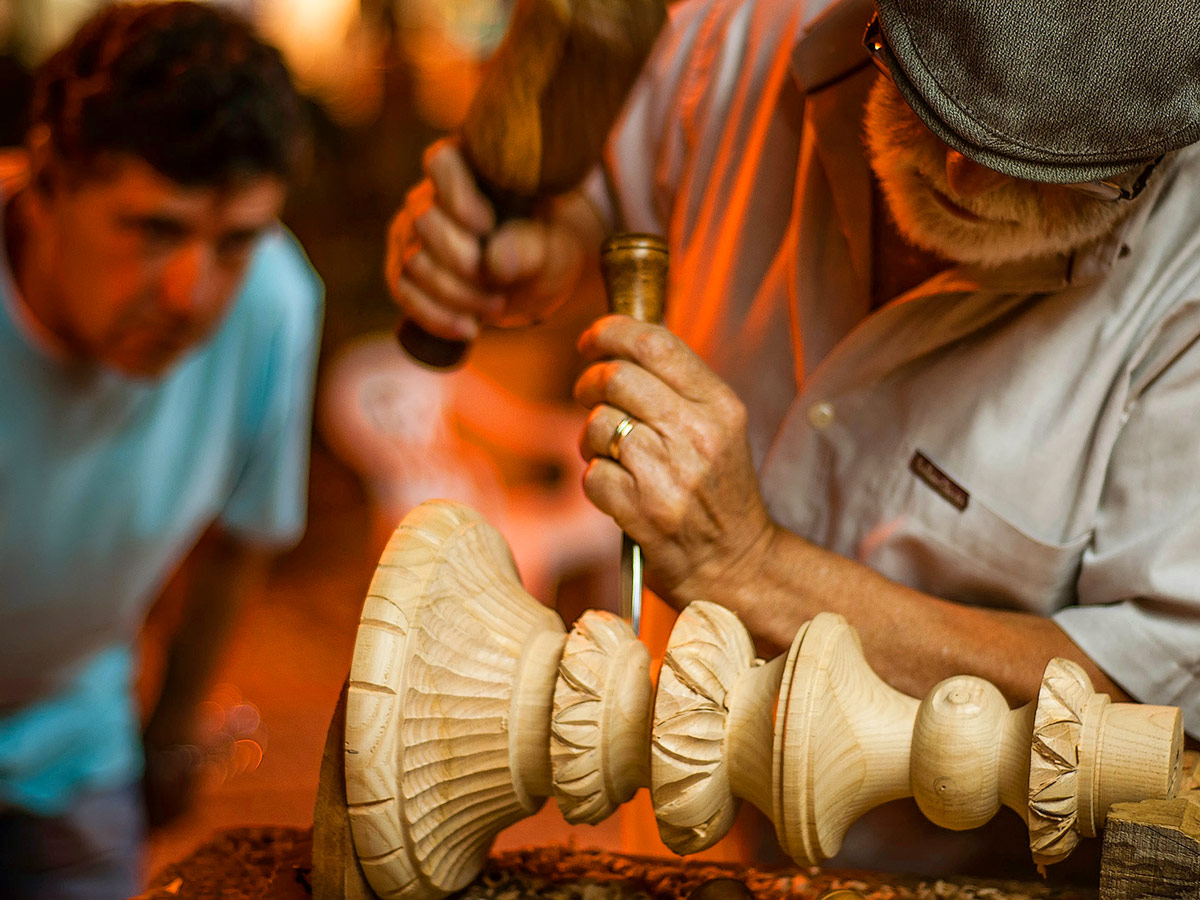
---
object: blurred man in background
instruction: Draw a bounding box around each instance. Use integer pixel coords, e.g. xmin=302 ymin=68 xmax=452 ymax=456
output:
xmin=0 ymin=2 xmax=322 ymax=894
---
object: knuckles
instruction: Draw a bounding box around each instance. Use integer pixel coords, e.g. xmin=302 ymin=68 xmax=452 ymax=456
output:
xmin=632 ymin=327 xmax=674 ymax=366
xmin=684 ymin=418 xmax=724 ymax=461
xmin=580 ymin=459 xmax=613 ymax=507
xmin=581 ymin=408 xmax=609 ymax=456
xmin=674 ymin=391 xmax=747 ymax=460
xmin=643 ymin=486 xmax=689 ymax=538
xmin=575 ymin=360 xmax=628 ymax=407
xmin=712 ymin=387 xmax=748 ymax=432
xmin=600 ymin=360 xmax=633 ymax=400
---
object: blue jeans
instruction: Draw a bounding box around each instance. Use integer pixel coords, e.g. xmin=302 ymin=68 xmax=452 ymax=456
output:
xmin=0 ymin=784 xmax=145 ymax=899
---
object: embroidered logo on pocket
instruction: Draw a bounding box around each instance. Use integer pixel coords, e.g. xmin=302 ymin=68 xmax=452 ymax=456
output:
xmin=910 ymin=451 xmax=969 ymax=511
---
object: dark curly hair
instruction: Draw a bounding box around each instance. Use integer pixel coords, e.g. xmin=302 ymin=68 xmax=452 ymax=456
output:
xmin=30 ymin=1 xmax=308 ymax=186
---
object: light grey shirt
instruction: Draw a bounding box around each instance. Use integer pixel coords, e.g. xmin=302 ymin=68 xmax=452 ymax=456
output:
xmin=588 ymin=0 xmax=1200 ymax=735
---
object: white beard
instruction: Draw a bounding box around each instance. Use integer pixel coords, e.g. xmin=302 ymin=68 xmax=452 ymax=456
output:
xmin=863 ymin=78 xmax=1143 ymax=268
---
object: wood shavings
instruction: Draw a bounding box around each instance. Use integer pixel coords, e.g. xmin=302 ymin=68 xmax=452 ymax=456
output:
xmin=139 ymin=828 xmax=1097 ymax=900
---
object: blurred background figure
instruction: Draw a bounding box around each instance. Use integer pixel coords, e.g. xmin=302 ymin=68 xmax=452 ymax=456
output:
xmin=392 ymin=0 xmax=512 ymax=129
xmin=0 ymin=0 xmax=625 ymax=886
xmin=0 ymin=3 xmax=321 ymax=896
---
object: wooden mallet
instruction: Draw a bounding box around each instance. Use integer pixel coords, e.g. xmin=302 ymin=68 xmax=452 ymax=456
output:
xmin=397 ymin=0 xmax=668 ymax=369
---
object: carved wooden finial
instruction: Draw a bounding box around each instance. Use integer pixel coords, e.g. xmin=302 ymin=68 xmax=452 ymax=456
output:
xmin=344 ymin=501 xmax=566 ymax=900
xmin=334 ymin=501 xmax=1186 ymax=900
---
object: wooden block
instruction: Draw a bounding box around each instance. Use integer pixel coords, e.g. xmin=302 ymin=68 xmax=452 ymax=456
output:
xmin=312 ymin=681 xmax=378 ymax=900
xmin=1099 ymin=751 xmax=1199 ymax=900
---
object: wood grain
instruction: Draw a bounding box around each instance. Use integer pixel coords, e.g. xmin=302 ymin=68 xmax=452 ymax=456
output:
xmin=551 ymin=609 xmax=652 ymax=824
xmin=1097 ymin=751 xmax=1199 ymax=899
xmin=330 ymin=501 xmax=1186 ymax=898
xmin=343 ymin=502 xmax=566 ymax=900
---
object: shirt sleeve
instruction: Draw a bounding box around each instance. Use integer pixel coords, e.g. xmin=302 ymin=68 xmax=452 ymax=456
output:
xmin=1054 ymin=298 xmax=1200 ymax=737
xmin=217 ymin=227 xmax=324 ymax=549
xmin=588 ymin=0 xmax=739 ymax=234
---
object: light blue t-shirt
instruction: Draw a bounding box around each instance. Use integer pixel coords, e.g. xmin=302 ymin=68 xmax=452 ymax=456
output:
xmin=0 ymin=196 xmax=324 ymax=814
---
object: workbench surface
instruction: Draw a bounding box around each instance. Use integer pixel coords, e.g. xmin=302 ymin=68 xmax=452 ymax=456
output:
xmin=134 ymin=828 xmax=1097 ymax=900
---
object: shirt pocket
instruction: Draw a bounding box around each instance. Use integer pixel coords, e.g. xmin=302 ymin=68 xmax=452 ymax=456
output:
xmin=858 ymin=449 xmax=1091 ymax=616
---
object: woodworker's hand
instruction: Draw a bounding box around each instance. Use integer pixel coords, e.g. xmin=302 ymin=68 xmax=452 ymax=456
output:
xmin=575 ymin=316 xmax=777 ymax=608
xmin=386 ymin=140 xmax=605 ymax=342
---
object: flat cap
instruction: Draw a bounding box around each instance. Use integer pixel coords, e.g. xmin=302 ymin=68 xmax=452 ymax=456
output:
xmin=874 ymin=0 xmax=1200 ymax=183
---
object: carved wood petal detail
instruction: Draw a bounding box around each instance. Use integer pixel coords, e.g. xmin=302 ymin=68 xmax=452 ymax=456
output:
xmin=652 ymin=601 xmax=756 ymax=854
xmin=1028 ymin=658 xmax=1092 ymax=865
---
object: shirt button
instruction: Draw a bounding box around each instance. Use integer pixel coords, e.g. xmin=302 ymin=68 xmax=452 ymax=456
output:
xmin=808 ymin=401 xmax=835 ymax=430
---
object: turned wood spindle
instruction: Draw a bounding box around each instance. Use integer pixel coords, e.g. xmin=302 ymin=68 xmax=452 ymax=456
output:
xmin=649 ymin=607 xmax=1182 ymax=868
xmin=336 ymin=500 xmax=1185 ymax=900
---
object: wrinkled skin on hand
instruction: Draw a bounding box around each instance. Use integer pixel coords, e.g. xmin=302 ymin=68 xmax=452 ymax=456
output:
xmin=385 ymin=139 xmax=594 ymax=341
xmin=575 ymin=316 xmax=777 ymax=608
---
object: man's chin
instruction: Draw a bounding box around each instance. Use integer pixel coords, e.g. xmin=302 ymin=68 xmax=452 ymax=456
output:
xmin=879 ymin=166 xmax=1134 ymax=269
xmin=899 ymin=227 xmax=1034 ymax=268
xmin=103 ymin=346 xmax=188 ymax=380
xmin=886 ymin=189 xmax=1042 ymax=268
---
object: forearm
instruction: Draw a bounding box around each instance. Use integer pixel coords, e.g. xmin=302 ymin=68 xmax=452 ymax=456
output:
xmin=718 ymin=525 xmax=1130 ymax=707
xmin=571 ymin=320 xmax=1131 ymax=709
xmin=147 ymin=530 xmax=271 ymax=737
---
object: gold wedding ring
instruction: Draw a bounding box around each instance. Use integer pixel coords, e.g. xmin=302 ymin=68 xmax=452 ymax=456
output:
xmin=608 ymin=415 xmax=638 ymax=463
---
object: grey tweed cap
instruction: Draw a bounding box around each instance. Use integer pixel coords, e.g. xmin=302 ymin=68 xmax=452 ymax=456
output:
xmin=873 ymin=0 xmax=1200 ymax=183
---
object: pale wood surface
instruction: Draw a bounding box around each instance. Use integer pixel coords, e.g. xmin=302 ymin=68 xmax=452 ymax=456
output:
xmin=651 ymin=601 xmax=758 ymax=854
xmin=336 ymin=501 xmax=1186 ymax=900
xmin=910 ymin=674 xmax=1018 ymax=831
xmin=775 ymin=614 xmax=919 ymax=865
xmin=551 ymin=609 xmax=651 ymax=824
xmin=343 ymin=501 xmax=565 ymax=900
xmin=1028 ymin=660 xmax=1094 ymax=861
xmin=769 ymin=616 xmax=1180 ymax=869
